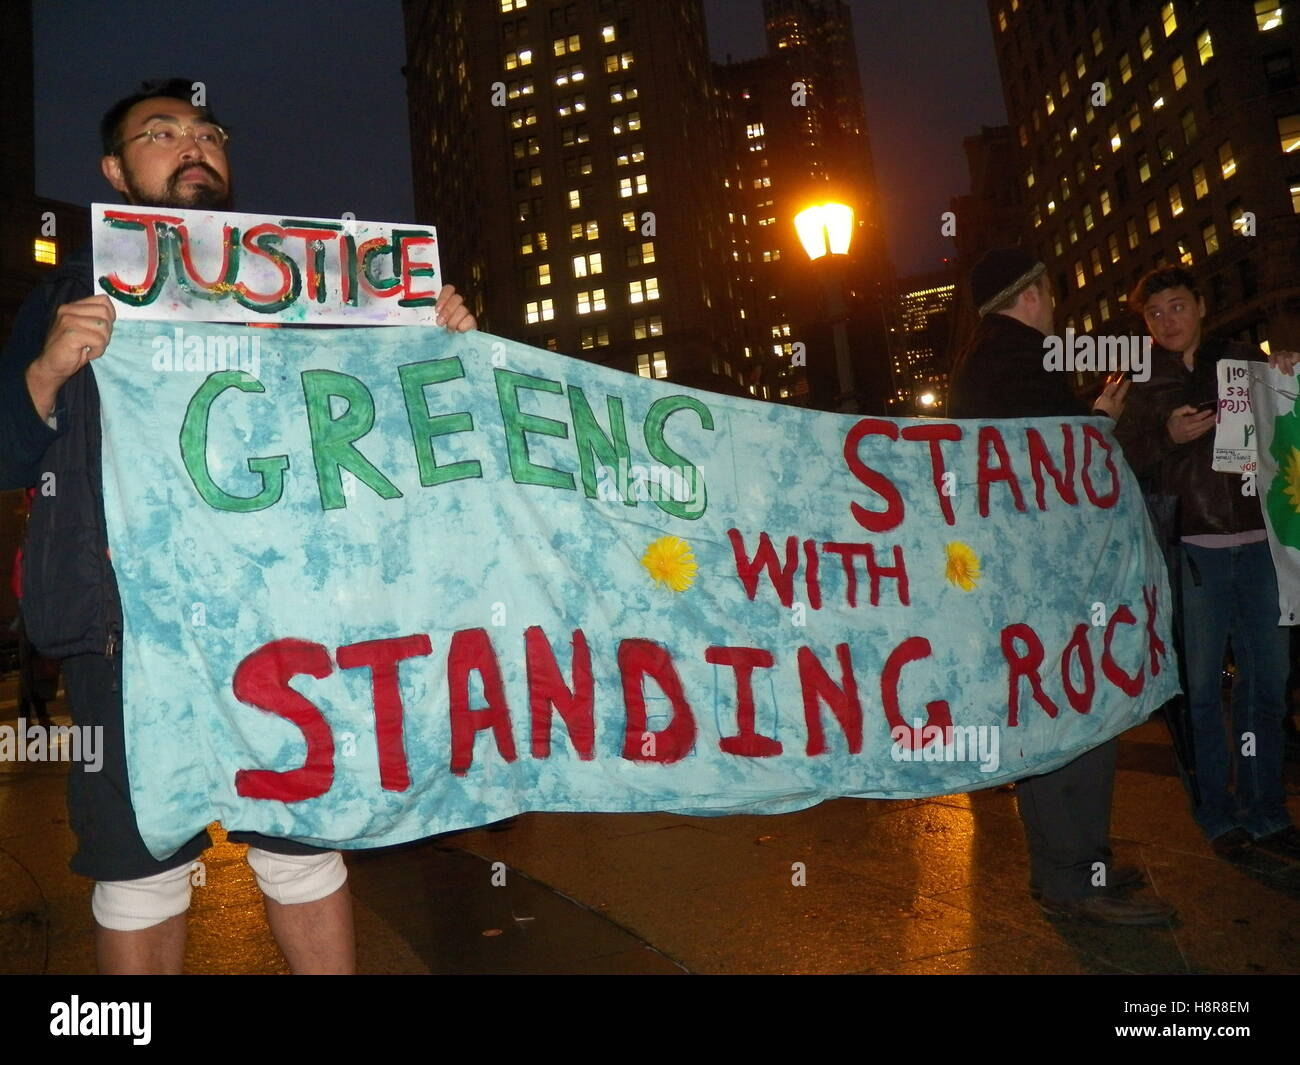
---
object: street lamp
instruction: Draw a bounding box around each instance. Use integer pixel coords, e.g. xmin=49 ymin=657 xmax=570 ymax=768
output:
xmin=794 ymin=202 xmax=856 ymax=412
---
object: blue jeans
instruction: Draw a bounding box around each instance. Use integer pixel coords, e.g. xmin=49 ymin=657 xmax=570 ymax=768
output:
xmin=1179 ymin=540 xmax=1293 ymax=841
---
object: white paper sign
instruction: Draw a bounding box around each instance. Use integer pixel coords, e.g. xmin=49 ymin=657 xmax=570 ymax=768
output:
xmin=1211 ymin=359 xmax=1258 ymax=474
xmin=91 ymin=203 xmax=441 ymax=325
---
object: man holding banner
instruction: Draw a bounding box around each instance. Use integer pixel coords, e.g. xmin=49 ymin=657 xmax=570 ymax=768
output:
xmin=950 ymin=248 xmax=1175 ymax=925
xmin=0 ymin=79 xmax=476 ymax=974
xmin=1116 ymin=267 xmax=1300 ymax=865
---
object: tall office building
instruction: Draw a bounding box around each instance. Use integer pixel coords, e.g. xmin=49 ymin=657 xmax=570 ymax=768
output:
xmin=990 ymin=0 xmax=1300 ymax=346
xmin=716 ymin=0 xmax=893 ymax=408
xmin=886 ymin=268 xmax=958 ymax=415
xmin=402 ymin=0 xmax=752 ymax=391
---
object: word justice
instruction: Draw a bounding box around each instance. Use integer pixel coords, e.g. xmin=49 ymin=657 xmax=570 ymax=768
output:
xmin=96 ymin=209 xmax=437 ymax=312
xmin=231 ymin=602 xmax=1165 ymax=803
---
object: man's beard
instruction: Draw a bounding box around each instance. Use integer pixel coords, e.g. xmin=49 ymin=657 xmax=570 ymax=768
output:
xmin=122 ymin=160 xmax=232 ymax=210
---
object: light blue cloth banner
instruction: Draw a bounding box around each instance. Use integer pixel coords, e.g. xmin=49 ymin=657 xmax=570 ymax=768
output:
xmin=94 ymin=319 xmax=1180 ymax=859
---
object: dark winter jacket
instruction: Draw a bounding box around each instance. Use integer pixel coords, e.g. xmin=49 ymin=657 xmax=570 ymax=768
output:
xmin=948 ymin=312 xmax=1091 ymax=419
xmin=1112 ymin=335 xmax=1265 ymax=537
xmin=0 ymin=246 xmax=122 ymax=657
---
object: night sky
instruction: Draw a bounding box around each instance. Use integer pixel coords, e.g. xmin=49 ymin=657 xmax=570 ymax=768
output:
xmin=33 ymin=0 xmax=1006 ymax=278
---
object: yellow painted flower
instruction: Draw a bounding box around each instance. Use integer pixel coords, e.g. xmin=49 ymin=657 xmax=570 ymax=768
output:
xmin=944 ymin=541 xmax=981 ymax=591
xmin=1283 ymin=446 xmax=1300 ymax=513
xmin=641 ymin=535 xmax=698 ymax=592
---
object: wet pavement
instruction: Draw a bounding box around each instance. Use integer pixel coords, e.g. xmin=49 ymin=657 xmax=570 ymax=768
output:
xmin=2 ymin=677 xmax=1298 ymax=975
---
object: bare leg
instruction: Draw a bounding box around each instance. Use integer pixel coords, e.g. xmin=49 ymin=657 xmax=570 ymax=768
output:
xmin=263 ymin=882 xmax=355 ymax=975
xmin=94 ymin=913 xmax=186 ymax=975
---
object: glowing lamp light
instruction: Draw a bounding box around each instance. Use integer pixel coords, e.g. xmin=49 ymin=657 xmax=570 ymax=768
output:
xmin=795 ymin=202 xmax=854 ymax=260
xmin=918 ymin=391 xmax=938 ymax=408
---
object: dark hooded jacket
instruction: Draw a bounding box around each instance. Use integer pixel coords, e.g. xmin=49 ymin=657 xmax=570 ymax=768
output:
xmin=0 ymin=245 xmax=122 ymax=658
xmin=948 ymin=311 xmax=1091 ymax=419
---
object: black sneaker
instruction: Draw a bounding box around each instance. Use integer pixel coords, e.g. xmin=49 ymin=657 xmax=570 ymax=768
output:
xmin=1210 ymin=827 xmax=1254 ymax=861
xmin=1253 ymin=826 xmax=1300 ymax=862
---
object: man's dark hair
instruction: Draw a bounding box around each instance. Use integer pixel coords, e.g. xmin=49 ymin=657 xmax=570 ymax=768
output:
xmin=100 ymin=78 xmax=220 ymax=155
xmin=1129 ymin=266 xmax=1201 ymax=313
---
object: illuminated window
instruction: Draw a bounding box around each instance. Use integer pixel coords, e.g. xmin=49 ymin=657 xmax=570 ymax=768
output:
xmin=1140 ymin=27 xmax=1154 ymax=60
xmin=504 ymin=49 xmax=533 ymax=69
xmin=1138 ymin=152 xmax=1152 ymax=183
xmin=1219 ymin=140 xmax=1236 ymax=178
xmin=602 ymin=24 xmax=616 ymax=43
xmin=534 ymin=263 xmax=551 ymax=286
xmin=1100 ymin=188 xmax=1112 ymax=215
xmin=1256 ymin=1 xmax=1283 ymax=32
xmin=1075 ymin=50 xmax=1087 ymax=78
xmin=627 ymin=241 xmax=655 ymax=266
xmin=507 ymin=79 xmax=534 ymax=99
xmin=1126 ymin=101 xmax=1142 ymax=133
xmin=1045 ymin=91 xmax=1055 ymax=115
xmin=519 ymin=231 xmax=547 ymax=254
xmin=1197 ymin=29 xmax=1213 ymax=63
xmin=609 ymin=81 xmax=638 ymax=104
xmin=1149 ymin=77 xmax=1165 ymax=110
xmin=552 ymin=34 xmax=580 ymax=56
xmin=1279 ymin=113 xmax=1300 ymax=153
xmin=1202 ymin=221 xmax=1219 ymax=254
xmin=1192 ymin=163 xmax=1208 ymax=199
xmin=1068 ymin=219 xmax=1079 ymax=245
xmin=1230 ymin=199 xmax=1248 ymax=233
xmin=560 ymin=123 xmax=589 ymax=146
xmin=611 ymin=112 xmax=640 ymax=134
xmin=1060 ymin=70 xmax=1070 ymax=98
xmin=1092 ymin=27 xmax=1104 ymax=55
xmin=1075 ymin=261 xmax=1086 ymax=288
xmin=1171 ymin=55 xmax=1187 ymax=89
xmin=1162 ymin=2 xmax=1177 ymax=36
xmin=576 ymin=288 xmax=606 ymax=314
xmin=33 ymin=239 xmax=56 ymax=265
xmin=1169 ymin=183 xmax=1184 ymax=215
xmin=570 ymin=219 xmax=598 ymax=241
xmin=1108 ymin=231 xmax=1121 ymax=262
xmin=563 ymin=155 xmax=592 ymax=178
xmin=512 ymin=136 xmax=541 ymax=159
xmin=580 ymin=325 xmax=610 ymax=349
xmin=500 ymin=0 xmax=526 ymax=11
xmin=524 ymin=298 xmax=553 ymax=324
xmin=1109 ymin=122 xmax=1122 ymax=151
xmin=1127 ymin=217 xmax=1140 ymax=248
xmin=568 ymin=188 xmax=582 ymax=209
xmin=1083 ymin=204 xmax=1095 ymax=231
xmin=618 ymin=174 xmax=648 ymax=197
xmin=510 ymin=107 xmax=537 ymax=128
xmin=637 ymin=352 xmax=668 ymax=379
xmin=997 ymin=8 xmax=1007 ymax=31
xmin=554 ymin=65 xmax=585 ymax=87
xmin=572 ymin=252 xmax=602 ymax=277
xmin=1026 ymin=167 xmax=1035 ymax=188
xmin=633 ymin=315 xmax=663 ymax=340
xmin=557 ymin=94 xmax=586 ymax=116
xmin=1119 ymin=53 xmax=1132 ymax=83
xmin=628 ymin=277 xmax=660 ymax=303
xmin=1082 ymin=312 xmax=1094 ymax=332
xmin=604 ymin=51 xmax=634 ymax=73
xmin=615 ymin=144 xmax=645 ymax=166
xmin=622 ymin=211 xmax=636 ymax=232
xmin=1147 ymin=200 xmax=1161 ymax=234
xmin=1177 ymin=238 xmax=1194 ymax=266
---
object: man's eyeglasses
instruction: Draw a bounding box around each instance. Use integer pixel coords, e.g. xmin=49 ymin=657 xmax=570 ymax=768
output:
xmin=119 ymin=118 xmax=229 ymax=152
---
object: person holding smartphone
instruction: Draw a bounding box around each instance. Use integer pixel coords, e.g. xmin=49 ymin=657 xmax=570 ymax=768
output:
xmin=1115 ymin=266 xmax=1300 ymax=864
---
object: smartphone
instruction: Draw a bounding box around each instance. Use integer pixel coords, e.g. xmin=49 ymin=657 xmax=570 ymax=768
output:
xmin=1193 ymin=399 xmax=1217 ymax=414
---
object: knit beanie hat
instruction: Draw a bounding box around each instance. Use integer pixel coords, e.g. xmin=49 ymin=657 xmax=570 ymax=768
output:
xmin=971 ymin=248 xmax=1047 ymax=318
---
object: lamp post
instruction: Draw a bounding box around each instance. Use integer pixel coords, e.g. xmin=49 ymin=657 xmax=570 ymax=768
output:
xmin=795 ymin=202 xmax=856 ymax=412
